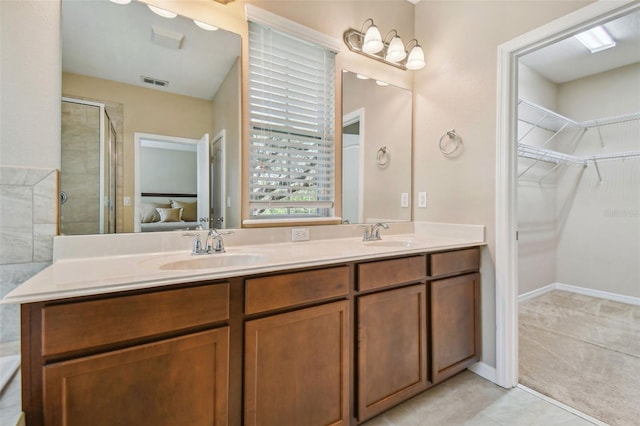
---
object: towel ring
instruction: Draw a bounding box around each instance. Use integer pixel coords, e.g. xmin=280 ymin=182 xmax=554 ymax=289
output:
xmin=439 ymin=129 xmax=463 ymax=157
xmin=376 ymin=146 xmax=390 ymax=167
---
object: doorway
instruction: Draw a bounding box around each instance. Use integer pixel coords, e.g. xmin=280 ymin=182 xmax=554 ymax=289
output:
xmin=495 ymin=0 xmax=640 ymax=398
xmin=133 ymin=132 xmax=210 ymax=232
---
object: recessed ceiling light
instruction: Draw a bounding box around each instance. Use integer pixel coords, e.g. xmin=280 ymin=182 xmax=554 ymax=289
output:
xmin=147 ymin=4 xmax=177 ymax=19
xmin=574 ymin=26 xmax=616 ymax=53
xmin=194 ymin=20 xmax=219 ymax=31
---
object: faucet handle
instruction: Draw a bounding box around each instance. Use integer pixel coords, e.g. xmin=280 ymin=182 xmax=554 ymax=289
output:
xmin=182 ymin=233 xmax=203 ymax=255
xmin=359 ymin=225 xmax=371 ymax=241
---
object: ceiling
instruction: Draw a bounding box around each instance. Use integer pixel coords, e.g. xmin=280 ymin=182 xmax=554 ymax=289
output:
xmin=62 ymin=0 xmax=241 ymax=100
xmin=519 ymin=10 xmax=640 ymax=84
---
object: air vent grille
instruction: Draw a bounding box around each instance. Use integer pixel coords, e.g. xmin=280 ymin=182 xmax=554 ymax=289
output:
xmin=141 ymin=76 xmax=169 ymax=87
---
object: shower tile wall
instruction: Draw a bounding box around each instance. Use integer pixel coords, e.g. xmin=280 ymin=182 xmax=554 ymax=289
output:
xmin=0 ymin=165 xmax=58 ymax=342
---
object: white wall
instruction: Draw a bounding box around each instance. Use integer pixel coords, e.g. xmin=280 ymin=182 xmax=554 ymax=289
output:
xmin=140 ymin=147 xmax=197 ymax=194
xmin=555 ymin=63 xmax=640 ymax=298
xmin=517 ymin=65 xmax=559 ymax=296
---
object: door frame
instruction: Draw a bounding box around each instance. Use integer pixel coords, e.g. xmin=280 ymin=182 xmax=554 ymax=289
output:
xmin=211 ymin=129 xmax=226 ymax=229
xmin=342 ymin=108 xmax=365 ymax=224
xmin=133 ymin=132 xmax=208 ymax=232
xmin=495 ymin=0 xmax=640 ymax=388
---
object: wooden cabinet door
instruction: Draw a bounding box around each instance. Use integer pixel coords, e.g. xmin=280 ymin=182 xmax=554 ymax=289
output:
xmin=244 ymin=301 xmax=350 ymax=426
xmin=43 ymin=327 xmax=229 ymax=426
xmin=357 ymin=284 xmax=428 ymax=421
xmin=430 ymin=273 xmax=480 ymax=384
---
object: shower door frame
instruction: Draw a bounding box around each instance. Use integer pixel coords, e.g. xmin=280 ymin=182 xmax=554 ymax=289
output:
xmin=61 ymin=97 xmax=117 ymax=234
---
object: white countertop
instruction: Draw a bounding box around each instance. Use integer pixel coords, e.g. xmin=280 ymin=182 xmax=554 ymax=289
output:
xmin=3 ymin=222 xmax=485 ymax=304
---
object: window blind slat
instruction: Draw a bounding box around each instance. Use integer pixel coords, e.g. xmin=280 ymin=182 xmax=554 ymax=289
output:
xmin=248 ymin=21 xmax=335 ymax=219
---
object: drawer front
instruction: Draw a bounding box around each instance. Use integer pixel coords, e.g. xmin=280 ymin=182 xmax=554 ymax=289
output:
xmin=358 ymin=256 xmax=426 ymax=291
xmin=245 ymin=266 xmax=350 ymax=314
xmin=42 ymin=283 xmax=229 ymax=357
xmin=430 ymin=248 xmax=480 ymax=277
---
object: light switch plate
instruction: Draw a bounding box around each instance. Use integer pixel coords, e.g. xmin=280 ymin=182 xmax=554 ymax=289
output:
xmin=401 ymin=193 xmax=409 ymax=208
xmin=123 ymin=196 xmax=131 ymax=207
xmin=418 ymin=192 xmax=427 ymax=208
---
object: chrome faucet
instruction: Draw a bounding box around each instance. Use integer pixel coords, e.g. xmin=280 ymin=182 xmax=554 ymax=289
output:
xmin=185 ymin=228 xmax=234 ymax=255
xmin=205 ymin=228 xmax=233 ymax=253
xmin=361 ymin=222 xmax=389 ymax=241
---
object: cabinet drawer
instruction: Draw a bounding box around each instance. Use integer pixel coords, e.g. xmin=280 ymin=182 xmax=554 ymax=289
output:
xmin=430 ymin=248 xmax=479 ymax=277
xmin=245 ymin=266 xmax=350 ymax=314
xmin=42 ymin=283 xmax=229 ymax=357
xmin=358 ymin=255 xmax=426 ymax=291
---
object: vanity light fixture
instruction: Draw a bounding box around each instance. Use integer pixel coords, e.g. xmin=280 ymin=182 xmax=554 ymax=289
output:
xmin=375 ymin=80 xmax=390 ymax=86
xmin=147 ymin=4 xmax=178 ymax=19
xmin=344 ymin=19 xmax=425 ymax=71
xmin=194 ymin=20 xmax=219 ymax=31
xmin=108 ymin=0 xmax=132 ymax=4
xmin=574 ymin=25 xmax=616 ymax=53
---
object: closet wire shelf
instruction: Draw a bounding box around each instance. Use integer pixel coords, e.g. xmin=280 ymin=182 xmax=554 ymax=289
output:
xmin=517 ymin=99 xmax=640 ymax=183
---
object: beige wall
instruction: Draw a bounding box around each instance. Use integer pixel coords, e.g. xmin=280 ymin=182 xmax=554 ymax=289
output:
xmin=63 ymin=72 xmax=215 ymax=232
xmin=0 ymin=0 xmax=60 ymax=169
xmin=412 ymin=0 xmax=594 ymax=366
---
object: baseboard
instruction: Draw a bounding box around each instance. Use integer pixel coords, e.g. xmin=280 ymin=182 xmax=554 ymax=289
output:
xmin=555 ymin=283 xmax=640 ymax=306
xmin=518 ymin=283 xmax=556 ymax=302
xmin=468 ymin=362 xmax=497 ymax=384
xmin=518 ymin=282 xmax=640 ymax=306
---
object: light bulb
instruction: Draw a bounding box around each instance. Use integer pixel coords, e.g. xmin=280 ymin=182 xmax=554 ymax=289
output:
xmin=147 ymin=5 xmax=177 ymax=19
xmin=362 ymin=25 xmax=383 ymax=54
xmin=406 ymin=44 xmax=425 ymax=70
xmin=194 ymin=20 xmax=219 ymax=31
xmin=385 ymin=36 xmax=406 ymax=63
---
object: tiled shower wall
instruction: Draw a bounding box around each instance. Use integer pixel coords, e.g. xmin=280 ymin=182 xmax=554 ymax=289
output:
xmin=0 ymin=166 xmax=58 ymax=343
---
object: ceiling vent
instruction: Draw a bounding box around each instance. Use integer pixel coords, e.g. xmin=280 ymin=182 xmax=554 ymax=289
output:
xmin=151 ymin=25 xmax=184 ymax=49
xmin=141 ymin=76 xmax=169 ymax=88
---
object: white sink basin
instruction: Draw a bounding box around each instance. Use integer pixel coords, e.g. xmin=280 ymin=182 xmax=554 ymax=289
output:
xmin=364 ymin=239 xmax=416 ymax=248
xmin=159 ymin=253 xmax=268 ymax=270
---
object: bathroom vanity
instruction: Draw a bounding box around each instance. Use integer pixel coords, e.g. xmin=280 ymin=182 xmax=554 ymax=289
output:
xmin=7 ymin=227 xmax=483 ymax=425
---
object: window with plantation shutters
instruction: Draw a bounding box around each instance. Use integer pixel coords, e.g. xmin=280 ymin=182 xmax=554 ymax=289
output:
xmin=248 ymin=21 xmax=337 ymax=221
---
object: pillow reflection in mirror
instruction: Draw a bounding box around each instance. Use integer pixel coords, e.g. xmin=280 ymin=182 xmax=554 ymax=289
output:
xmin=171 ymin=200 xmax=197 ymax=222
xmin=140 ymin=202 xmax=171 ymax=223
xmin=156 ymin=207 xmax=183 ymax=223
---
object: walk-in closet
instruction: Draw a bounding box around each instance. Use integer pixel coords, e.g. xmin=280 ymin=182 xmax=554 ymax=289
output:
xmin=515 ymin=9 xmax=640 ymax=426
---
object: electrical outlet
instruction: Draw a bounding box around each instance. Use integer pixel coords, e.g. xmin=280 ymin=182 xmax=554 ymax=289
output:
xmin=401 ymin=193 xmax=409 ymax=208
xmin=123 ymin=196 xmax=131 ymax=207
xmin=418 ymin=192 xmax=427 ymax=208
xmin=291 ymin=227 xmax=310 ymax=241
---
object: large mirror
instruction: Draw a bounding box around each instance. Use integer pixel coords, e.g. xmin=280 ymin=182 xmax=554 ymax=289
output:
xmin=342 ymin=71 xmax=412 ymax=223
xmin=61 ymin=0 xmax=241 ymax=234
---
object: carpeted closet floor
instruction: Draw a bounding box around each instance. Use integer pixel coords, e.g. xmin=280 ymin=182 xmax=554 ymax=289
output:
xmin=519 ymin=290 xmax=640 ymax=426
